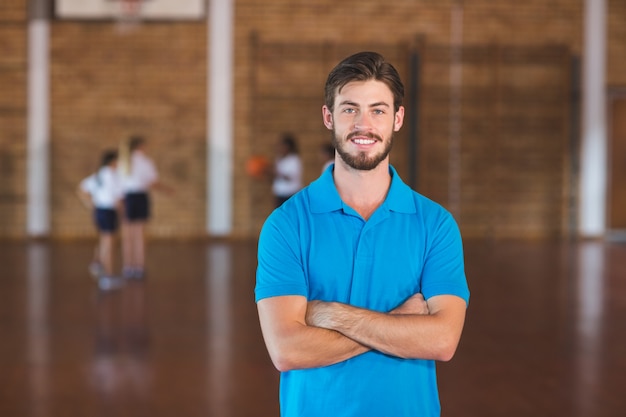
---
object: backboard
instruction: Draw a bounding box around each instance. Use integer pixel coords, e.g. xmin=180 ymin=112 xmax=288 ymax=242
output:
xmin=55 ymin=0 xmax=206 ymax=20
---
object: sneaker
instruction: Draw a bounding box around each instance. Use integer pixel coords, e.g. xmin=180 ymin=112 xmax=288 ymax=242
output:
xmin=123 ymin=267 xmax=145 ymax=280
xmin=89 ymin=262 xmax=104 ymax=277
xmin=98 ymin=276 xmax=126 ymax=291
xmin=132 ymin=268 xmax=145 ymax=280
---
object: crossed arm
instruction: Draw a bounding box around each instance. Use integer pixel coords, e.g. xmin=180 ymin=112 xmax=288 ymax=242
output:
xmin=257 ymin=293 xmax=467 ymax=372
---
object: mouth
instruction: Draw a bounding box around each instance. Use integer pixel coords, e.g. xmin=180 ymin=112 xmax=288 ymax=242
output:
xmin=348 ymin=132 xmax=381 ymax=146
xmin=352 ymin=138 xmax=377 ymax=145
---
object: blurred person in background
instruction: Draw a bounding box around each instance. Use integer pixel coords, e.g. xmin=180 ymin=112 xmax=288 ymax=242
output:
xmin=118 ymin=135 xmax=171 ymax=280
xmin=77 ymin=149 xmax=125 ymax=291
xmin=319 ymin=142 xmax=335 ymax=173
xmin=271 ymin=133 xmax=302 ymax=207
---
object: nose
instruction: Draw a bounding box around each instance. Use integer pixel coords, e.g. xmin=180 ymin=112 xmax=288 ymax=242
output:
xmin=354 ymin=112 xmax=372 ymax=131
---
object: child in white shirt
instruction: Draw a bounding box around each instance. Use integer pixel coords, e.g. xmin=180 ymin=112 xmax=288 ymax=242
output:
xmin=77 ymin=149 xmax=125 ymax=290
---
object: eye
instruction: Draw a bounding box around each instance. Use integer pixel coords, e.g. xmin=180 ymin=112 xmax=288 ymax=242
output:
xmin=343 ymin=108 xmax=356 ymax=114
xmin=373 ymin=108 xmax=385 ymax=115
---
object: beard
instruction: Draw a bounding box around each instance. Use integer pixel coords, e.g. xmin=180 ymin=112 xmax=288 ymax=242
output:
xmin=332 ymin=129 xmax=393 ymax=171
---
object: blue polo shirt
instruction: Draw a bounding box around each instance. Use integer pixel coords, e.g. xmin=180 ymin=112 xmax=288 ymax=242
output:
xmin=256 ymin=164 xmax=469 ymax=417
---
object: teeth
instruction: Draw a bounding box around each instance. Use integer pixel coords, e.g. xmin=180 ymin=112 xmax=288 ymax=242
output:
xmin=353 ymin=139 xmax=375 ymax=145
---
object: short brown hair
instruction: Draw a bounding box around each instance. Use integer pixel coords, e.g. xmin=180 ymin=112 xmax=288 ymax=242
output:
xmin=324 ymin=51 xmax=404 ymax=113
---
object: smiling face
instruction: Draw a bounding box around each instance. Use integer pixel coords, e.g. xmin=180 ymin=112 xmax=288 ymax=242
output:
xmin=323 ymin=80 xmax=404 ymax=171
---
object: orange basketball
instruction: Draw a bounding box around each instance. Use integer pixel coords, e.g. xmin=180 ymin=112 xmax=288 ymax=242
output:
xmin=246 ymin=155 xmax=270 ymax=179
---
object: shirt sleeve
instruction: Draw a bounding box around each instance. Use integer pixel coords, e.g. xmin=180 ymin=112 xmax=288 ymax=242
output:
xmin=255 ymin=208 xmax=308 ymax=302
xmin=420 ymin=209 xmax=470 ymax=305
xmin=79 ymin=175 xmax=95 ymax=195
xmin=143 ymin=158 xmax=159 ymax=185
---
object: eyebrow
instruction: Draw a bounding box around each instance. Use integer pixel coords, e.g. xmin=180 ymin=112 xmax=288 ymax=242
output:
xmin=338 ymin=100 xmax=391 ymax=108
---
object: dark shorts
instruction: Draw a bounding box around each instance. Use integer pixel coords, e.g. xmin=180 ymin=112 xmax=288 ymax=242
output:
xmin=124 ymin=192 xmax=151 ymax=221
xmin=275 ymin=195 xmax=293 ymax=208
xmin=94 ymin=208 xmax=119 ymax=232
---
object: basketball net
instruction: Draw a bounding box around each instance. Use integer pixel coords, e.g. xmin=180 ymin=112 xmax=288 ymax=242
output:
xmin=115 ymin=0 xmax=143 ymax=32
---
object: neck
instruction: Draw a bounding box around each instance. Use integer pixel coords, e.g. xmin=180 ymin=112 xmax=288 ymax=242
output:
xmin=333 ymin=159 xmax=391 ymax=220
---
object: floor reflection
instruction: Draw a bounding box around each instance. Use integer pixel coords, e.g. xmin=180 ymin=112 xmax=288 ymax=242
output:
xmin=91 ymin=281 xmax=151 ymax=409
xmin=27 ymin=243 xmax=50 ymax=417
xmin=207 ymin=243 xmax=232 ymax=415
xmin=575 ymin=241 xmax=605 ymax=416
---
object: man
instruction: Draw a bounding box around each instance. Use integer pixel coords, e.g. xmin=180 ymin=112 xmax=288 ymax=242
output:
xmin=255 ymin=51 xmax=470 ymax=417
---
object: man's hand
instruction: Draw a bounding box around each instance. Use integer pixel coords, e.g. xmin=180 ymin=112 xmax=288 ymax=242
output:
xmin=390 ymin=293 xmax=429 ymax=315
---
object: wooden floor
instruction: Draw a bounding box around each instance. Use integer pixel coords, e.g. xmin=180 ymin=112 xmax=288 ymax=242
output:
xmin=1 ymin=238 xmax=625 ymax=417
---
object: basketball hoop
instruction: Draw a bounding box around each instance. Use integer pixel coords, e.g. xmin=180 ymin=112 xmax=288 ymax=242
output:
xmin=115 ymin=0 xmax=143 ymax=32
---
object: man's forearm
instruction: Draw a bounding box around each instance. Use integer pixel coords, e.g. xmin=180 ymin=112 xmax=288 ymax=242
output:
xmin=285 ymin=323 xmax=371 ymax=370
xmin=257 ymin=296 xmax=370 ymax=372
xmin=307 ymin=301 xmax=416 ymax=357
xmin=306 ymin=296 xmax=466 ymax=361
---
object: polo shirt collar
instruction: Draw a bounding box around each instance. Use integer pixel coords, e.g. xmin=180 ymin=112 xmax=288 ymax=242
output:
xmin=310 ymin=164 xmax=416 ymax=214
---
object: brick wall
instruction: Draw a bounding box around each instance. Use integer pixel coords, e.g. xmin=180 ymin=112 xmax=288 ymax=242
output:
xmin=1 ymin=0 xmax=625 ymax=239
xmin=0 ymin=0 xmax=27 ymax=238
xmin=608 ymin=0 xmax=626 ymax=86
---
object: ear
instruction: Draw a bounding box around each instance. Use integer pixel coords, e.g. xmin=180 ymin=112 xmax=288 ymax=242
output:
xmin=393 ymin=106 xmax=405 ymax=132
xmin=322 ymin=105 xmax=334 ymax=130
